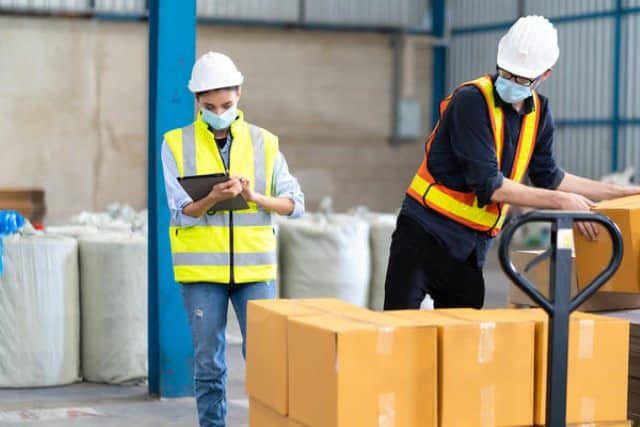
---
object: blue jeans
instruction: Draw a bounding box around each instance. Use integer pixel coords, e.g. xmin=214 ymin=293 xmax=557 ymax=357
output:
xmin=181 ymin=281 xmax=275 ymax=427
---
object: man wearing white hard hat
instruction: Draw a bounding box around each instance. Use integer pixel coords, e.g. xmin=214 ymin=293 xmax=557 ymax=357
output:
xmin=384 ymin=16 xmax=640 ymax=310
xmin=161 ymin=52 xmax=304 ymax=426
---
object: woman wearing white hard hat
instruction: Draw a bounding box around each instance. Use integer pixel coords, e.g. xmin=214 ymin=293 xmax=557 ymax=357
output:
xmin=161 ymin=52 xmax=304 ymax=427
xmin=384 ymin=16 xmax=640 ymax=310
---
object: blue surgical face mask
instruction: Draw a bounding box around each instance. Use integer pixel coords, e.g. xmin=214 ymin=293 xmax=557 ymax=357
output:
xmin=495 ymin=75 xmax=532 ymax=104
xmin=201 ymin=104 xmax=238 ymax=130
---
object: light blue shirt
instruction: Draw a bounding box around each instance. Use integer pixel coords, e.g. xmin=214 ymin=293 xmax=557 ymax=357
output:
xmin=161 ymin=133 xmax=305 ymax=226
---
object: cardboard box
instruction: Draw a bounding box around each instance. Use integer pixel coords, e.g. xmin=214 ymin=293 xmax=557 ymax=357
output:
xmin=566 ymin=423 xmax=632 ymax=427
xmin=387 ymin=309 xmax=535 ymax=427
xmin=0 ymin=188 xmax=46 ymax=223
xmin=510 ymin=250 xmax=640 ymax=311
xmin=566 ymin=312 xmax=629 ymax=424
xmin=575 ymin=195 xmax=640 ymax=293
xmin=249 ymin=399 xmax=305 ymax=427
xmin=246 ymin=298 xmax=369 ymax=415
xmin=287 ymin=311 xmax=437 ymax=427
xmin=602 ymin=310 xmax=640 ymax=427
xmin=469 ymin=309 xmax=629 ymax=425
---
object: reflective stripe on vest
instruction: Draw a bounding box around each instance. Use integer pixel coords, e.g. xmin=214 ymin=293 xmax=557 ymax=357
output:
xmin=165 ymin=110 xmax=278 ymax=283
xmin=407 ymin=75 xmax=540 ymax=236
xmin=173 ymin=251 xmax=277 ymax=267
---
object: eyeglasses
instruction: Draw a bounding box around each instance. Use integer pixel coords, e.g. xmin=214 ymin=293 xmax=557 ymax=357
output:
xmin=496 ymin=67 xmax=537 ymax=86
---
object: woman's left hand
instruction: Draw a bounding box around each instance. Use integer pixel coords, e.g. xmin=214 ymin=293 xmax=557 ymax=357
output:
xmin=239 ymin=176 xmax=258 ymax=203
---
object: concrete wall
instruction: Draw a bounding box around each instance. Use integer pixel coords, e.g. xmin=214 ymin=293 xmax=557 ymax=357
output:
xmin=0 ymin=16 xmax=433 ymax=222
xmin=0 ymin=17 xmax=147 ymax=223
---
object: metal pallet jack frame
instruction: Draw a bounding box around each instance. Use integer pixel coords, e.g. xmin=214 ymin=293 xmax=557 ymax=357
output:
xmin=498 ymin=211 xmax=624 ymax=427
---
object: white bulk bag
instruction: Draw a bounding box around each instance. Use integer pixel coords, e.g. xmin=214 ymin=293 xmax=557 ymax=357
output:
xmin=79 ymin=233 xmax=147 ymax=384
xmin=0 ymin=233 xmax=80 ymax=387
xmin=278 ymin=214 xmax=370 ymax=307
xmin=368 ymin=214 xmax=396 ymax=311
xmin=44 ymin=225 xmax=99 ymax=238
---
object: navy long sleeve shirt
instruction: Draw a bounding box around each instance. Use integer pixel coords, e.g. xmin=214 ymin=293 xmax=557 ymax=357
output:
xmin=401 ymin=75 xmax=565 ymax=267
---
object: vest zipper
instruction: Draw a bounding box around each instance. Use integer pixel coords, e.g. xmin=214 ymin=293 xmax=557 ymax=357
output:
xmin=229 ymin=208 xmax=234 ymax=285
xmin=215 ymin=132 xmax=234 ymax=285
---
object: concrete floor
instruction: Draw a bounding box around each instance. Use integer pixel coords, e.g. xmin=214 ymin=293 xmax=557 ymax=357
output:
xmin=0 ymin=250 xmax=513 ymax=426
xmin=0 ymin=345 xmax=249 ymax=426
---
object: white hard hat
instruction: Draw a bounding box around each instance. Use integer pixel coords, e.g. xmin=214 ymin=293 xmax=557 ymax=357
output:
xmin=188 ymin=52 xmax=244 ymax=93
xmin=497 ymin=15 xmax=559 ymax=79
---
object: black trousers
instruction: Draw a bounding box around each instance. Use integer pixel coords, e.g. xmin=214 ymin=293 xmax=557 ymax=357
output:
xmin=383 ymin=215 xmax=485 ymax=310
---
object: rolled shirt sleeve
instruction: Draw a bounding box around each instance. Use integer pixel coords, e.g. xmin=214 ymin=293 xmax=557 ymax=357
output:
xmin=161 ymin=141 xmax=200 ymax=227
xmin=272 ymin=151 xmax=305 ymax=218
xmin=163 ymin=140 xmax=304 ymax=222
xmin=527 ymin=99 xmax=566 ymax=190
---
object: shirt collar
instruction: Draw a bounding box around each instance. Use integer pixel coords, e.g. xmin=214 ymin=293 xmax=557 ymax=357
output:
xmin=212 ymin=131 xmax=232 ymax=154
xmin=491 ymin=74 xmax=535 ymax=115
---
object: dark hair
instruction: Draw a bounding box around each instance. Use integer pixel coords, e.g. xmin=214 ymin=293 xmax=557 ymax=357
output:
xmin=195 ymin=86 xmax=239 ymax=98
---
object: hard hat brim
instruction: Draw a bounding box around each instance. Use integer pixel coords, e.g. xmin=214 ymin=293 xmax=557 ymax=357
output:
xmin=496 ymin=59 xmax=546 ymax=80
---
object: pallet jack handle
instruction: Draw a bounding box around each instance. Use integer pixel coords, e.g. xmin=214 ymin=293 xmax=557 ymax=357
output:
xmin=498 ymin=210 xmax=623 ymax=427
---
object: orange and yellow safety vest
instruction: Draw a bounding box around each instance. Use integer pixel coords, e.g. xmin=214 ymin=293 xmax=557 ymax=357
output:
xmin=407 ymin=75 xmax=541 ymax=236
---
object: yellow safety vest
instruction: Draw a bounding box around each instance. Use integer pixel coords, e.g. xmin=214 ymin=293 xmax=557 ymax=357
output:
xmin=407 ymin=75 xmax=540 ymax=236
xmin=165 ymin=110 xmax=279 ymax=284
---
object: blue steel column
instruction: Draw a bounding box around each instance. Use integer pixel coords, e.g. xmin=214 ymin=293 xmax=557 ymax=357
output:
xmin=612 ymin=0 xmax=622 ymax=172
xmin=431 ymin=0 xmax=446 ymax=128
xmin=148 ymin=0 xmax=196 ymax=397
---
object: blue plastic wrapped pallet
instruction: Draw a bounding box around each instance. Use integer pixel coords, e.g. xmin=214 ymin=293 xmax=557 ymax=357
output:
xmin=0 ymin=210 xmax=24 ymax=275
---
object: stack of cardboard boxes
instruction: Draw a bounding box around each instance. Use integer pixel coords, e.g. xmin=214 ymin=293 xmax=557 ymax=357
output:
xmin=246 ymin=299 xmax=630 ymax=426
xmin=628 ymin=313 xmax=640 ymax=426
xmin=573 ymin=195 xmax=640 ymax=426
xmin=574 ymin=196 xmax=640 ymax=295
xmin=0 ymin=188 xmax=46 ymax=223
xmin=601 ymin=310 xmax=640 ymax=426
xmin=245 ymin=298 xmax=438 ymax=426
xmin=387 ymin=309 xmax=535 ymax=426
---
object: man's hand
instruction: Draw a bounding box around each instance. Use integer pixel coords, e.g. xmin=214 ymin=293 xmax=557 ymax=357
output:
xmin=556 ymin=191 xmax=599 ymax=241
xmin=574 ymin=221 xmax=600 ymax=242
xmin=572 ymin=185 xmax=640 ymax=241
xmin=617 ymin=186 xmax=640 ymax=197
xmin=208 ymin=176 xmax=242 ymax=203
xmin=555 ymin=191 xmax=596 ymax=211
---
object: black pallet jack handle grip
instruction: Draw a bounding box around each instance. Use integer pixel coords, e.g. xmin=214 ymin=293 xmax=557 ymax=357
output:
xmin=498 ymin=210 xmax=624 ymax=427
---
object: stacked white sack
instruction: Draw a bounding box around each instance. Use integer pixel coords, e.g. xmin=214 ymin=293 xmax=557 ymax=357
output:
xmin=278 ymin=213 xmax=370 ymax=307
xmin=78 ymin=233 xmax=147 ymax=384
xmin=44 ymin=225 xmax=99 ymax=238
xmin=71 ymin=203 xmax=147 ymax=234
xmin=0 ymin=231 xmax=80 ymax=386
